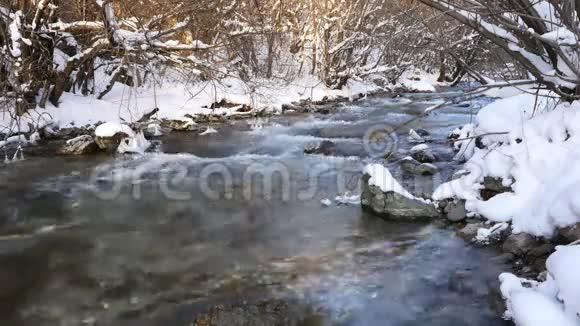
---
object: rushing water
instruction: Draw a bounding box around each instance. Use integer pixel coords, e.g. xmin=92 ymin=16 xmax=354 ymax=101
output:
xmin=0 ymin=92 xmax=510 ymax=325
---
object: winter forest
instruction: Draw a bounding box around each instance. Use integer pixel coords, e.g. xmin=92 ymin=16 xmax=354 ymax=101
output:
xmin=1 ymin=0 xmax=580 ymax=325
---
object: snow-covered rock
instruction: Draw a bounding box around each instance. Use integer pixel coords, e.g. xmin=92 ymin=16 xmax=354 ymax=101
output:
xmin=409 ymin=144 xmax=437 ymax=163
xmin=58 ymin=135 xmax=99 ymax=155
xmin=94 ymin=122 xmax=133 ymax=152
xmin=400 ymin=80 xmax=436 ymax=93
xmin=143 ymin=122 xmax=165 ymax=137
xmin=116 ymin=131 xmax=150 ymax=154
xmin=407 ymin=128 xmax=432 ymax=143
xmin=361 ymin=164 xmax=440 ymax=220
xmin=320 ymin=198 xmax=332 ymax=207
xmin=433 ymin=92 xmax=580 ymax=237
xmin=162 ymin=117 xmax=196 ymax=131
xmin=199 ymin=127 xmax=218 ymax=136
xmin=94 ymin=122 xmax=150 ymax=154
xmin=304 ymin=140 xmax=337 ymax=156
xmin=400 ymin=156 xmax=438 ymax=175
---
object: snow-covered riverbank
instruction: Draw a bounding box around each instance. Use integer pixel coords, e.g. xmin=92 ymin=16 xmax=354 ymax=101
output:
xmin=0 ymin=69 xmax=441 ymax=140
xmin=359 ymin=84 xmax=580 ymax=325
xmin=433 ymin=89 xmax=580 ymax=325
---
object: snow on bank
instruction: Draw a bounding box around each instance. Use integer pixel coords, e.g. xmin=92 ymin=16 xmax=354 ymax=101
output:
xmin=433 ymin=91 xmax=580 ymax=237
xmin=500 ymin=245 xmax=580 ymax=326
xmin=0 ymin=75 xmax=380 ymax=135
xmin=400 ymin=80 xmax=436 ymax=93
xmin=480 ymin=80 xmax=538 ymax=99
xmin=94 ymin=122 xmax=134 ymax=138
xmin=95 ymin=122 xmax=150 ymax=154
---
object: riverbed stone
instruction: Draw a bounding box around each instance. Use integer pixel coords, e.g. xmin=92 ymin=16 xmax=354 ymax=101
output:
xmin=400 ymin=157 xmax=438 ymax=175
xmin=457 ymin=222 xmax=485 ymax=241
xmin=410 ymin=147 xmax=437 ymax=163
xmin=502 ymin=233 xmax=537 ymax=256
xmin=481 ymin=177 xmax=512 ymax=200
xmin=162 ymin=117 xmax=197 ymax=131
xmin=361 ymin=175 xmax=440 ymax=221
xmin=191 ymin=300 xmax=319 ymax=326
xmin=558 ymin=223 xmax=580 ymax=242
xmin=444 ymin=200 xmax=467 ymax=222
xmin=58 ymin=135 xmax=99 ymax=155
xmin=95 ymin=131 xmax=130 ymax=152
xmin=304 ymin=140 xmax=336 ymax=156
xmin=528 ymin=243 xmax=555 ymax=258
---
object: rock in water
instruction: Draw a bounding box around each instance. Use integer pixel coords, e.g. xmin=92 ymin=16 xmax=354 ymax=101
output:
xmin=162 ymin=117 xmax=197 ymax=131
xmin=445 ymin=200 xmax=467 ymax=222
xmin=480 ymin=176 xmax=512 ymax=200
xmin=558 ymin=223 xmax=580 ymax=242
xmin=361 ymin=174 xmax=440 ymax=221
xmin=58 ymin=135 xmax=99 ymax=155
xmin=304 ymin=140 xmax=336 ymax=156
xmin=410 ymin=144 xmax=437 ymax=163
xmin=94 ymin=122 xmax=133 ymax=152
xmin=458 ymin=222 xmax=485 ymax=241
xmin=400 ymin=157 xmax=438 ymax=175
xmin=502 ymin=233 xmax=537 ymax=256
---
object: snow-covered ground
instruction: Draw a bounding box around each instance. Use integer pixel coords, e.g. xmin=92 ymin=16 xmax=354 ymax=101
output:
xmin=433 ymin=87 xmax=580 ymax=325
xmin=0 ymin=67 xmax=445 ymax=139
xmin=434 ymin=90 xmax=580 ymax=237
xmin=0 ymin=75 xmax=379 ymax=136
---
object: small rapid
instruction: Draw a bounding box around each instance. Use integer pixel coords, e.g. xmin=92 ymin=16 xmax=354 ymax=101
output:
xmin=0 ymin=92 xmax=509 ymax=326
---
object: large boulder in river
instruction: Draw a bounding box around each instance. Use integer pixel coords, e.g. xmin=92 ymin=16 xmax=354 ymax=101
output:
xmin=361 ymin=164 xmax=440 ymax=221
xmin=94 ymin=122 xmax=133 ymax=152
xmin=58 ymin=135 xmax=99 ymax=155
xmin=444 ymin=199 xmax=467 ymax=222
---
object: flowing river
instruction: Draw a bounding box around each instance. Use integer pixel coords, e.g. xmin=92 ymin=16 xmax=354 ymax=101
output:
xmin=0 ymin=91 xmax=512 ymax=325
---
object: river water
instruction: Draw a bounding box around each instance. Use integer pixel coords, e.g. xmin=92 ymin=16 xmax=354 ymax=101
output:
xmin=0 ymin=91 xmax=511 ymax=325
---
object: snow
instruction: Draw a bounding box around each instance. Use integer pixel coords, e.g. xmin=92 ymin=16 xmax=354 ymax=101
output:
xmin=410 ymin=144 xmax=429 ymax=153
xmin=95 ymin=122 xmax=150 ymax=154
xmin=116 ymin=131 xmax=150 ymax=154
xmin=0 ymin=74 xmax=381 ymax=136
xmin=321 ymin=198 xmax=332 ymax=207
xmin=400 ymin=80 xmax=436 ymax=93
xmin=546 ymin=245 xmax=580 ymax=318
xmin=0 ymin=135 xmax=27 ymax=149
xmin=408 ymin=129 xmax=426 ymax=142
xmin=334 ymin=193 xmax=360 ymax=205
xmin=475 ymin=222 xmax=509 ymax=245
xmin=481 ymin=81 xmax=537 ymax=99
xmin=8 ymin=11 xmax=26 ymax=57
xmin=364 ymin=163 xmax=416 ymax=199
xmin=433 ymin=91 xmax=580 ymax=237
xmin=499 ymin=245 xmax=580 ymax=326
xmin=199 ymin=127 xmax=218 ymax=136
